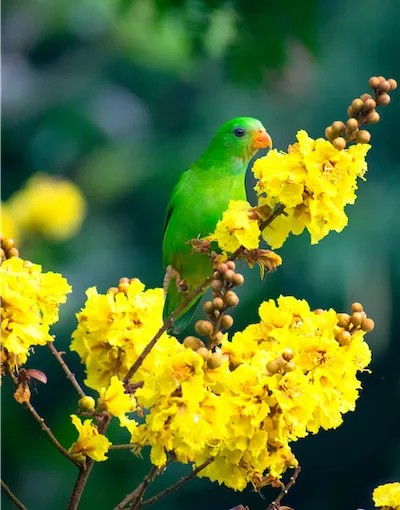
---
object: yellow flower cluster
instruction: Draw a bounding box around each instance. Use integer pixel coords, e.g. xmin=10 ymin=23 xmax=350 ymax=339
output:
xmin=98 ymin=375 xmax=136 ymax=427
xmin=69 ymin=415 xmax=112 ymax=463
xmin=1 ymin=257 xmax=71 ymax=373
xmin=3 ymin=173 xmax=86 ymax=242
xmin=252 ymin=131 xmax=370 ymax=248
xmin=373 ymin=482 xmax=400 ymax=509
xmin=71 ymin=280 xmax=179 ymax=392
xmin=128 ymin=296 xmax=371 ymax=491
xmin=206 ymin=200 xmax=260 ymax=253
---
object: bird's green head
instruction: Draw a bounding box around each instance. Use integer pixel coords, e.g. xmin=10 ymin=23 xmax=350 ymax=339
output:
xmin=207 ymin=117 xmax=272 ymax=162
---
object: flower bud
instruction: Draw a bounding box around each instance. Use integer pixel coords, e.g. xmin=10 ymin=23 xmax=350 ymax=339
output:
xmin=360 ymin=93 xmax=372 ymax=102
xmin=195 ymin=320 xmax=214 ymax=336
xmin=355 ymin=130 xmax=371 ymax=144
xmin=217 ymin=263 xmax=229 ymax=275
xmin=211 ymin=331 xmax=223 ymax=345
xmin=214 ymin=310 xmax=220 ymax=318
xmin=197 ymin=347 xmax=210 ymax=361
xmin=332 ymin=121 xmax=346 ymax=134
xmin=0 ymin=249 xmax=5 ymax=261
xmin=224 ymin=290 xmax=239 ymax=308
xmin=203 ymin=301 xmax=214 ymax=314
xmin=267 ymin=358 xmax=283 ymax=374
xmin=8 ymin=248 xmax=19 ymax=258
xmin=220 ymin=315 xmax=234 ymax=329
xmin=281 ymin=348 xmax=294 ymax=362
xmin=313 ymin=308 xmax=324 ymax=315
xmin=119 ymin=277 xmax=130 ymax=284
xmin=351 ymin=98 xmax=364 ymax=112
xmin=107 ymin=287 xmax=119 ymax=294
xmin=223 ymin=269 xmax=236 ymax=283
xmin=378 ymin=80 xmax=391 ymax=93
xmin=337 ymin=313 xmax=351 ymax=329
xmin=226 ymin=261 xmax=236 ymax=271
xmin=118 ymin=281 xmax=130 ymax=293
xmin=368 ymin=76 xmax=381 ymax=89
xmin=351 ymin=302 xmax=363 ymax=313
xmin=2 ymin=238 xmax=15 ymax=251
xmin=347 ymin=106 xmax=354 ymax=117
xmin=78 ymin=396 xmax=96 ymax=411
xmin=361 ymin=317 xmax=375 ymax=332
xmin=207 ymin=352 xmax=224 ymax=369
xmin=325 ymin=126 xmax=335 ymax=141
xmin=337 ymin=330 xmax=352 ymax=346
xmin=376 ymin=93 xmax=391 ymax=106
xmin=232 ymin=273 xmax=244 ymax=287
xmin=184 ymin=336 xmax=205 ymax=350
xmin=364 ymin=111 xmax=380 ymax=124
xmin=284 ymin=361 xmax=296 ymax=372
xmin=364 ymin=98 xmax=376 ymax=110
xmin=332 ymin=137 xmax=346 ymax=150
xmin=350 ymin=312 xmax=364 ymax=327
xmin=388 ymin=78 xmax=397 ymax=90
xmin=346 ymin=118 xmax=358 ymax=131
xmin=212 ymin=297 xmax=224 ymax=310
xmin=211 ymin=280 xmax=223 ymax=293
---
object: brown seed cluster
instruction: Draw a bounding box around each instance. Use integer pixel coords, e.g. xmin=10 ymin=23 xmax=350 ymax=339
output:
xmin=325 ymin=75 xmax=397 ymax=149
xmin=335 ymin=302 xmax=375 ymax=346
xmin=266 ymin=348 xmax=296 ymax=375
xmin=107 ymin=277 xmax=141 ymax=296
xmin=183 ymin=261 xmax=243 ymax=368
xmin=1 ymin=237 xmax=19 ymax=263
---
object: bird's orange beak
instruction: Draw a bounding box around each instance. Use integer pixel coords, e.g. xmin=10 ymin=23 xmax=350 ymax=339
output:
xmin=252 ymin=128 xmax=272 ymax=149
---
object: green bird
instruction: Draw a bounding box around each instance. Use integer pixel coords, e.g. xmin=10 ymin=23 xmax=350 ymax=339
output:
xmin=162 ymin=117 xmax=272 ymax=333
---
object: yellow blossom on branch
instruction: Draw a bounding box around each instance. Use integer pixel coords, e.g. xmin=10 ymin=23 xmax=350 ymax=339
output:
xmin=68 ymin=414 xmax=112 ymax=463
xmin=206 ymin=200 xmax=261 ymax=253
xmin=1 ymin=257 xmax=71 ymax=374
xmin=6 ymin=173 xmax=86 ymax=242
xmin=252 ymin=131 xmax=370 ymax=248
xmin=373 ymin=482 xmax=400 ymax=509
xmin=98 ymin=375 xmax=136 ymax=421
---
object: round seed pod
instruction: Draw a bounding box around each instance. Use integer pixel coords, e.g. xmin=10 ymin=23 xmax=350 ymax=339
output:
xmin=337 ymin=313 xmax=351 ymax=329
xmin=361 ymin=317 xmax=375 ymax=332
xmin=364 ymin=98 xmax=376 ymax=111
xmin=226 ymin=261 xmax=236 ymax=271
xmin=203 ymin=301 xmax=214 ymax=314
xmin=184 ymin=336 xmax=205 ymax=351
xmin=351 ymin=98 xmax=364 ymax=112
xmin=195 ymin=320 xmax=214 ymax=336
xmin=368 ymin=76 xmax=381 ymax=89
xmin=197 ymin=347 xmax=211 ymax=361
xmin=337 ymin=330 xmax=352 ymax=346
xmin=332 ymin=137 xmax=346 ymax=150
xmin=217 ymin=263 xmax=229 ymax=275
xmin=232 ymin=273 xmax=245 ymax=287
xmin=378 ymin=80 xmax=391 ymax=93
xmin=207 ymin=352 xmax=224 ymax=369
xmin=212 ymin=297 xmax=224 ymax=310
xmin=346 ymin=118 xmax=359 ymax=131
xmin=376 ymin=93 xmax=391 ymax=106
xmin=224 ymin=290 xmax=239 ymax=308
xmin=388 ymin=78 xmax=397 ymax=90
xmin=351 ymin=302 xmax=364 ymax=313
xmin=355 ymin=130 xmax=371 ymax=144
xmin=325 ymin=126 xmax=335 ymax=141
xmin=350 ymin=312 xmax=364 ymax=327
xmin=364 ymin=111 xmax=380 ymax=124
xmin=78 ymin=396 xmax=96 ymax=411
xmin=281 ymin=348 xmax=294 ymax=362
xmin=220 ymin=315 xmax=234 ymax=329
xmin=332 ymin=121 xmax=346 ymax=134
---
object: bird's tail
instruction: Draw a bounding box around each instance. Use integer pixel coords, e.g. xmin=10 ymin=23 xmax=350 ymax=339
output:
xmin=163 ymin=278 xmax=202 ymax=335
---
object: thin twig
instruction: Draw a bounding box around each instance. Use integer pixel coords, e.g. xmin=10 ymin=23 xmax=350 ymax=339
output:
xmin=66 ymin=415 xmax=112 ymax=510
xmin=115 ymin=465 xmax=163 ymax=510
xmin=139 ymin=458 xmax=214 ymax=508
xmin=47 ymin=342 xmax=86 ymax=398
xmin=266 ymin=466 xmax=301 ymax=510
xmin=109 ymin=444 xmax=135 ymax=451
xmin=8 ymin=370 xmax=82 ymax=469
xmin=1 ymin=480 xmax=28 ymax=510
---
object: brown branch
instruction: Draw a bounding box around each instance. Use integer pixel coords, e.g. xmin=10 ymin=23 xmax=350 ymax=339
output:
xmin=139 ymin=458 xmax=214 ymax=508
xmin=47 ymin=341 xmax=86 ymax=398
xmin=109 ymin=444 xmax=135 ymax=451
xmin=8 ymin=370 xmax=82 ymax=469
xmin=1 ymin=480 xmax=28 ymax=510
xmin=266 ymin=466 xmax=301 ymax=510
xmin=114 ymin=465 xmax=164 ymax=510
xmin=66 ymin=415 xmax=112 ymax=510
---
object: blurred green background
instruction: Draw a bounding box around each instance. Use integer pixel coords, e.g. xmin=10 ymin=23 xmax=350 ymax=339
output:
xmin=2 ymin=0 xmax=400 ymax=509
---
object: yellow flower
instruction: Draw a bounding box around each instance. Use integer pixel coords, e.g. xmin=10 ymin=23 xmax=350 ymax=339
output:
xmin=98 ymin=375 xmax=136 ymax=421
xmin=69 ymin=415 xmax=112 ymax=463
xmin=1 ymin=257 xmax=71 ymax=373
xmin=206 ymin=200 xmax=261 ymax=253
xmin=252 ymin=131 xmax=370 ymax=248
xmin=7 ymin=173 xmax=86 ymax=241
xmin=373 ymin=482 xmax=400 ymax=509
xmin=71 ymin=280 xmax=181 ymax=391
xmin=1 ymin=203 xmax=20 ymax=243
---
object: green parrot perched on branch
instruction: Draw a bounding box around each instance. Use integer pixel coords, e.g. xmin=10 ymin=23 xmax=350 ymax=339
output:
xmin=162 ymin=117 xmax=272 ymax=333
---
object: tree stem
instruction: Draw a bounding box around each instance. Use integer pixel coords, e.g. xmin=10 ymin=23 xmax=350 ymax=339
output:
xmin=48 ymin=342 xmax=86 ymax=398
xmin=1 ymin=480 xmax=28 ymax=510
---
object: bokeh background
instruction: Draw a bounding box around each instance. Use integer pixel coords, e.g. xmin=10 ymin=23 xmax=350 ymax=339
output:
xmin=2 ymin=0 xmax=400 ymax=509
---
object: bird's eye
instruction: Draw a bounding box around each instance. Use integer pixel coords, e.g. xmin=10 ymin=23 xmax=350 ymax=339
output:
xmin=233 ymin=127 xmax=245 ymax=137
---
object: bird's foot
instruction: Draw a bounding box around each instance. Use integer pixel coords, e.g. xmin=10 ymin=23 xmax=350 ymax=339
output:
xmin=163 ymin=265 xmax=189 ymax=295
